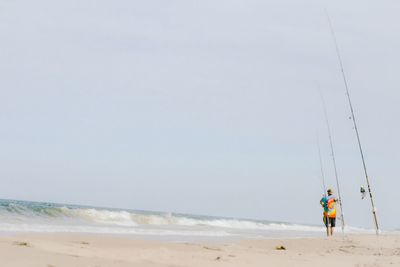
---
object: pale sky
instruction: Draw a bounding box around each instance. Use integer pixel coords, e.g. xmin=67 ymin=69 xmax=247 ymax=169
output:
xmin=0 ymin=0 xmax=399 ymax=230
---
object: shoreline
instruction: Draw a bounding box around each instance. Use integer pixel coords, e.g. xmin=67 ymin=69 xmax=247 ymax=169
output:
xmin=0 ymin=233 xmax=398 ymax=266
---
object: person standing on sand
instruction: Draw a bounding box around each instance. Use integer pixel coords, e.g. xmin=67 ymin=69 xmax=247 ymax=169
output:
xmin=320 ymin=189 xmax=337 ymax=236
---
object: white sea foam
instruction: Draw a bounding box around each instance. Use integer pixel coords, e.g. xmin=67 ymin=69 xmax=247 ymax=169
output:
xmin=39 ymin=207 xmax=326 ymax=232
xmin=60 ymin=208 xmax=138 ymax=227
xmin=0 ymin=222 xmax=232 ymax=237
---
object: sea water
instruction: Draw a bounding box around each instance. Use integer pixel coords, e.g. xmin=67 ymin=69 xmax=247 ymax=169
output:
xmin=0 ymin=199 xmax=369 ymax=241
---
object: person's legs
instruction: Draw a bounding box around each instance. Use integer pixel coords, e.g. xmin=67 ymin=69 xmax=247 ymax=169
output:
xmin=329 ymin=218 xmax=336 ymax=236
xmin=324 ymin=216 xmax=331 ymax=236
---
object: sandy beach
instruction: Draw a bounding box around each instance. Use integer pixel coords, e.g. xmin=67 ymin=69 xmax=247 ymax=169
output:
xmin=2 ymin=0 xmax=399 ymax=266
xmin=0 ymin=233 xmax=398 ymax=267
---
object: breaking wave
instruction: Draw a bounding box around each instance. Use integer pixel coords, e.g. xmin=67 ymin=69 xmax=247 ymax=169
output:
xmin=0 ymin=201 xmax=320 ymax=231
xmin=0 ymin=199 xmax=373 ymax=238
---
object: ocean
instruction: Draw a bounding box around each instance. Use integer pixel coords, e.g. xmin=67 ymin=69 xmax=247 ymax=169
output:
xmin=0 ymin=199 xmax=368 ymax=241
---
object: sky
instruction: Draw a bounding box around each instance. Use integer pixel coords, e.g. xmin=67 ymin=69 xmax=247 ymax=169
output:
xmin=0 ymin=0 xmax=399 ymax=230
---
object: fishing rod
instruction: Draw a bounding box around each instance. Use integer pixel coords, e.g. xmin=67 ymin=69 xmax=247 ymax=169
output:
xmin=317 ymin=137 xmax=331 ymax=235
xmin=317 ymin=137 xmax=328 ymax=195
xmin=325 ymin=10 xmax=380 ymax=234
xmin=318 ymin=88 xmax=345 ymax=234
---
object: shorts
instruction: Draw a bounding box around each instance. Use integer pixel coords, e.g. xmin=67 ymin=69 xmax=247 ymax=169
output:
xmin=323 ymin=217 xmax=336 ymax=227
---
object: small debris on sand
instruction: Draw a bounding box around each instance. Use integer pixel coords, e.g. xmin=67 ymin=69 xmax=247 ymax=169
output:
xmin=13 ymin=241 xmax=29 ymax=247
xmin=203 ymin=246 xmax=222 ymax=251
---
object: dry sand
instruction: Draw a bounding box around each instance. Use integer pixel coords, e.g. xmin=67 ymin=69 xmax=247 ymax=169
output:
xmin=0 ymin=233 xmax=399 ymax=267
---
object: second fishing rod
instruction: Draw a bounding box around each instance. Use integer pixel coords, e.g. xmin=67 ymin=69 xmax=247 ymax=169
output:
xmin=317 ymin=88 xmax=345 ymax=234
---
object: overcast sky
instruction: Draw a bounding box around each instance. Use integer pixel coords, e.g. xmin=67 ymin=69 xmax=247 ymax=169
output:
xmin=0 ymin=0 xmax=399 ymax=230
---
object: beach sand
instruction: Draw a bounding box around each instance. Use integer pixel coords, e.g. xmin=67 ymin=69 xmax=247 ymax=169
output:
xmin=0 ymin=233 xmax=399 ymax=267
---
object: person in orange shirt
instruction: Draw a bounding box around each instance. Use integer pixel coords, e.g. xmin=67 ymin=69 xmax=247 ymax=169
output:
xmin=320 ymin=188 xmax=337 ymax=236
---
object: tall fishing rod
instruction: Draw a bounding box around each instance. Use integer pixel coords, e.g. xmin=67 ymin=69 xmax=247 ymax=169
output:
xmin=317 ymin=137 xmax=328 ymax=195
xmin=318 ymin=88 xmax=345 ymax=234
xmin=325 ymin=10 xmax=380 ymax=234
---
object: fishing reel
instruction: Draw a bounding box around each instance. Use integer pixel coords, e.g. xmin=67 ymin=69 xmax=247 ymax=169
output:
xmin=360 ymin=186 xmax=366 ymax=200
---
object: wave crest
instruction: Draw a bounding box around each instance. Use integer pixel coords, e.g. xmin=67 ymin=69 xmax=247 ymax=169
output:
xmin=0 ymin=203 xmax=326 ymax=232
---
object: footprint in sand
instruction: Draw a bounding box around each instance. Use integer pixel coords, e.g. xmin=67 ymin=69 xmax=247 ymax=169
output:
xmin=338 ymin=248 xmax=351 ymax=254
